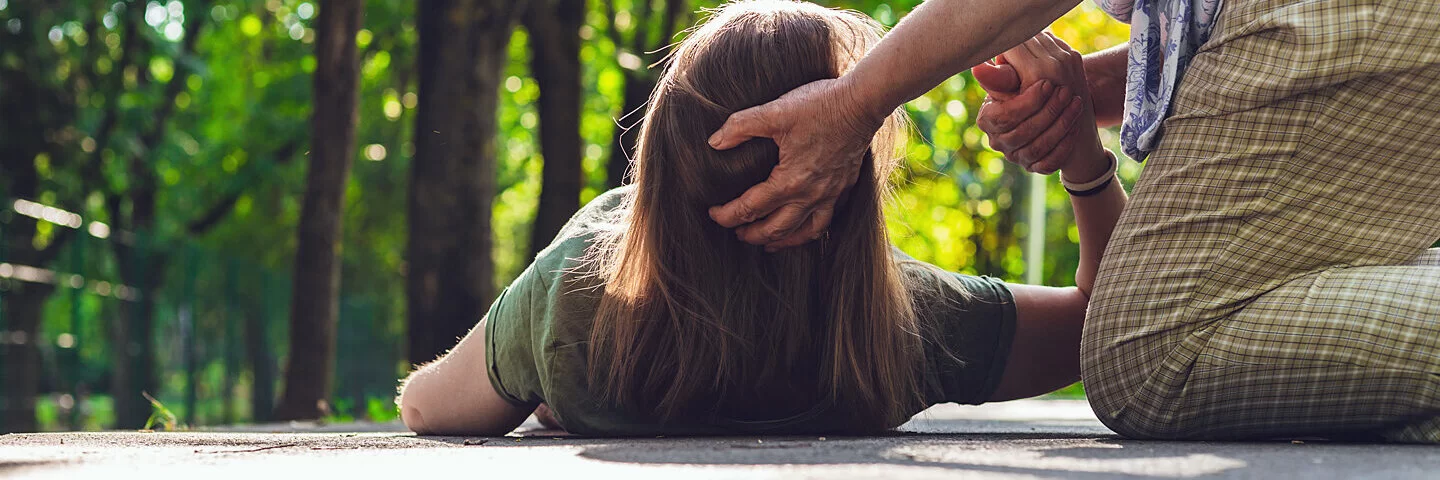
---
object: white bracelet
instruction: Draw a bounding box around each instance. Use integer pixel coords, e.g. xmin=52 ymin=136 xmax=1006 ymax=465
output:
xmin=1061 ymin=149 xmax=1118 ymax=193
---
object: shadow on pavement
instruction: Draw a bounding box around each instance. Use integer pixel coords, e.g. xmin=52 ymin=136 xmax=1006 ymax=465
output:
xmin=0 ymin=461 xmax=60 ymax=473
xmin=407 ymin=429 xmax=1440 ymax=479
xmin=409 ymin=431 xmax=1255 ymax=479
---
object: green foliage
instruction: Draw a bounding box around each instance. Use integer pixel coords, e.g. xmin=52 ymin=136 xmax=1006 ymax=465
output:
xmin=9 ymin=0 xmax=1132 ymax=431
xmin=365 ymin=396 xmax=399 ymax=422
xmin=35 ymin=394 xmax=115 ymax=432
xmin=142 ymin=392 xmax=179 ymax=431
xmin=492 ymin=0 xmax=1133 ymax=286
xmin=1045 ymin=382 xmax=1087 ymax=400
xmin=323 ymin=395 xmax=398 ymax=424
xmin=876 ymin=2 xmax=1133 ymax=285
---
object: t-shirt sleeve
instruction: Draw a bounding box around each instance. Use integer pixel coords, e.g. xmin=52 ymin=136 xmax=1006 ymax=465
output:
xmin=485 ymin=262 xmax=547 ymax=408
xmin=894 ymin=250 xmax=1017 ymax=406
xmin=485 ymin=186 xmax=634 ymax=409
xmin=930 ymin=274 xmax=1016 ymax=405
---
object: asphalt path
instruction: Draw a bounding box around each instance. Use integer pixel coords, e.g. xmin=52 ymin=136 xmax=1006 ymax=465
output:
xmin=3 ymin=400 xmax=1437 ymax=479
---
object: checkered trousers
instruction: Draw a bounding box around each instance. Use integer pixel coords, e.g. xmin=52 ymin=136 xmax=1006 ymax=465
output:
xmin=1080 ymin=0 xmax=1440 ymax=442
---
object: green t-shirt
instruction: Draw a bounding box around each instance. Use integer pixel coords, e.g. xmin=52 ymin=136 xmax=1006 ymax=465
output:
xmin=486 ymin=187 xmax=1016 ymax=436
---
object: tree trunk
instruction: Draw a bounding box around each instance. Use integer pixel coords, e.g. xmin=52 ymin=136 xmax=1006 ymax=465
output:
xmin=274 ymin=0 xmax=364 ymax=421
xmin=524 ymin=0 xmax=586 ymax=256
xmin=244 ymin=295 xmax=275 ymax=422
xmin=220 ymin=308 xmax=238 ymax=425
xmin=181 ymin=253 xmax=199 ymax=426
xmin=109 ymin=215 xmax=168 ymax=430
xmin=406 ymin=0 xmax=525 ymax=366
xmin=0 ymin=169 xmax=48 ymax=434
xmin=101 ymin=0 xmax=207 ymax=429
xmin=601 ymin=0 xmax=689 ymax=188
xmin=0 ymin=2 xmax=73 ymax=433
xmin=0 ymin=284 xmax=53 ymax=433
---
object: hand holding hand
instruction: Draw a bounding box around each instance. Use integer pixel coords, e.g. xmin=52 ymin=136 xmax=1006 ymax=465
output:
xmin=973 ymin=33 xmax=1109 ymax=184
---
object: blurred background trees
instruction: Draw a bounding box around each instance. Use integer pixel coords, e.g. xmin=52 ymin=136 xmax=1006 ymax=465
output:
xmin=0 ymin=0 xmax=1129 ymax=432
xmin=272 ymin=0 xmax=362 ymax=421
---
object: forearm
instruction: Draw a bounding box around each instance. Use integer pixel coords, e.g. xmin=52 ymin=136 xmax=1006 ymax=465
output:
xmin=989 ymin=283 xmax=1085 ymax=401
xmin=1069 ymin=172 xmax=1127 ymax=297
xmin=842 ymin=0 xmax=1084 ymax=120
xmin=1083 ymin=43 xmax=1129 ymax=127
xmin=398 ymin=317 xmax=530 ymax=435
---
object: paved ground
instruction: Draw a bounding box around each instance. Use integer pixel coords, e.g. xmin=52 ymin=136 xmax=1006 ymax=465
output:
xmin=3 ymin=400 xmax=1438 ymax=479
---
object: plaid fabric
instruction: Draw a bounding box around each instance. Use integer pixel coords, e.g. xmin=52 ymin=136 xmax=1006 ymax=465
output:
xmin=1081 ymin=0 xmax=1440 ymax=442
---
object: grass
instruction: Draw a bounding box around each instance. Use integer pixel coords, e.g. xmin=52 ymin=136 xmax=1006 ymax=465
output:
xmin=35 ymin=394 xmax=116 ymax=432
xmin=323 ymin=396 xmax=402 ymax=424
xmin=142 ymin=392 xmax=181 ymax=431
xmin=1041 ymin=382 xmax=1087 ymax=400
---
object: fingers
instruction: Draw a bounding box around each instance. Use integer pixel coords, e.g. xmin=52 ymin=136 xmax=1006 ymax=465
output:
xmin=1035 ymin=32 xmax=1063 ymax=57
xmin=1000 ymin=37 xmax=1040 ymax=69
xmin=977 ymin=32 xmax=1096 ymax=175
xmin=986 ymin=85 xmax=1074 ymax=155
xmin=762 ymin=207 xmax=834 ymax=252
xmin=998 ymin=35 xmax=1056 ymax=88
xmin=708 ymin=105 xmax=775 ymax=150
xmin=709 ymin=179 xmax=787 ymax=228
xmin=1027 ymin=130 xmax=1080 ymax=175
xmin=1043 ymin=31 xmax=1080 ymax=56
xmin=977 ymin=80 xmax=1055 ymax=135
xmin=735 ymin=203 xmax=811 ymax=245
xmin=972 ymin=61 xmax=1021 ymax=96
xmin=1018 ymin=35 xmax=1044 ymax=61
xmin=1010 ymin=96 xmax=1084 ymax=174
xmin=1038 ymin=32 xmax=1085 ymax=77
xmin=1022 ymin=108 xmax=1086 ymax=175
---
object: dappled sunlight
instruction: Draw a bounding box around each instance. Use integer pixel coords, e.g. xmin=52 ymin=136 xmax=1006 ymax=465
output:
xmin=2 ymin=0 xmax=1128 ymax=432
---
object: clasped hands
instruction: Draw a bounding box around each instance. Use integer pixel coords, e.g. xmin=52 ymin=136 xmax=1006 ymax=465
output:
xmin=706 ymin=32 xmax=1109 ymax=250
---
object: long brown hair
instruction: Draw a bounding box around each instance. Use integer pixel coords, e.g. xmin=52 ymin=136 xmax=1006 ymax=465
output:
xmin=585 ymin=0 xmax=921 ymax=430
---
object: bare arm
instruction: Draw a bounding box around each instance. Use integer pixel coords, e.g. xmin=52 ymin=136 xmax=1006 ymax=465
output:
xmin=1070 ymin=173 xmax=1125 ymax=296
xmin=707 ymin=0 xmax=1083 ymax=249
xmin=988 ymin=283 xmax=1085 ymax=400
xmin=844 ymin=0 xmax=1084 ymax=120
xmin=1083 ymin=43 xmax=1128 ymax=128
xmin=397 ymin=316 xmax=531 ymax=436
xmin=976 ymin=34 xmax=1128 ymax=294
xmin=983 ymin=34 xmax=1128 ymax=401
xmin=989 ymin=179 xmax=1125 ymax=400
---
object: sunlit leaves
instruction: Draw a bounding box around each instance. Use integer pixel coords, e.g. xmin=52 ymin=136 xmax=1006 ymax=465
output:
xmin=482 ymin=0 xmax=1132 ymax=287
xmin=361 ymin=49 xmax=389 ymax=78
xmin=148 ymin=57 xmax=173 ymax=82
xmin=10 ymin=0 xmax=1138 ymax=428
xmin=239 ymin=15 xmax=261 ymax=36
xmin=381 ymin=89 xmax=402 ymax=120
xmin=872 ymin=2 xmax=1132 ymax=285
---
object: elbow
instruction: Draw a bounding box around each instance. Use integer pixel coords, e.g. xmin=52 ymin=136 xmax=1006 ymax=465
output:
xmin=399 ymin=368 xmax=453 ymax=435
xmin=401 ymin=403 xmax=432 ymax=435
xmin=1074 ymin=266 xmax=1096 ymax=300
xmin=398 ymin=375 xmax=434 ymax=435
xmin=396 ymin=367 xmax=518 ymax=437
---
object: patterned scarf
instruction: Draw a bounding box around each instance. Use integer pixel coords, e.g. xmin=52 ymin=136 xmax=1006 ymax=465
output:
xmin=1094 ymin=0 xmax=1223 ymax=161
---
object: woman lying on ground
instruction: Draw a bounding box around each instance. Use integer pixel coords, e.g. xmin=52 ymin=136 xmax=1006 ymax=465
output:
xmin=397 ymin=0 xmax=1124 ymax=436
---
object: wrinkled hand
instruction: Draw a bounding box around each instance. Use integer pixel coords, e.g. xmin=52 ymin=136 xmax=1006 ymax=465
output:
xmin=973 ymin=33 xmax=1107 ymax=183
xmin=707 ymin=77 xmax=884 ymax=251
